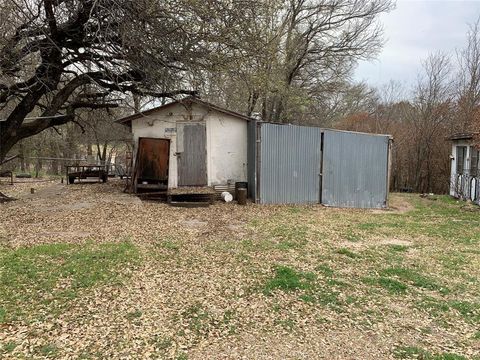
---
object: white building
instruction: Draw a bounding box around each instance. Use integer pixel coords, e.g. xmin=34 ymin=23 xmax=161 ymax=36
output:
xmin=117 ymin=97 xmax=251 ymax=192
xmin=449 ymin=133 xmax=479 ymax=204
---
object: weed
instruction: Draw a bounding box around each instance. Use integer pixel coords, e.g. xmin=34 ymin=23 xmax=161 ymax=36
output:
xmin=182 ymin=303 xmax=212 ymax=335
xmin=449 ymin=301 xmax=480 ymax=323
xmin=156 ymin=239 xmax=180 ymax=252
xmin=150 ymin=335 xmax=173 ymax=351
xmin=336 ymin=248 xmax=360 ymax=258
xmin=176 ymin=352 xmax=188 ymax=360
xmin=416 ymin=297 xmax=450 ymax=317
xmin=300 ymin=294 xmax=315 ymax=303
xmin=287 ymin=206 xmax=304 ymax=214
xmin=388 ymin=245 xmax=409 ymax=252
xmin=264 ymin=266 xmax=315 ymax=294
xmin=344 ymin=230 xmax=361 ymax=242
xmin=315 ymin=264 xmax=334 ymax=277
xmin=274 ymin=318 xmax=295 ymax=331
xmin=378 ymin=277 xmax=407 ymax=294
xmin=393 ymin=345 xmax=467 ymax=359
xmin=126 ymin=309 xmax=143 ymax=320
xmin=380 ymin=267 xmax=444 ymax=292
xmin=1 ymin=341 xmax=16 ymax=353
xmin=358 ymin=222 xmax=381 ymax=230
xmin=38 ymin=344 xmax=58 ymax=358
xmin=271 ymin=224 xmax=308 ymax=249
xmin=363 ymin=276 xmax=407 ymax=294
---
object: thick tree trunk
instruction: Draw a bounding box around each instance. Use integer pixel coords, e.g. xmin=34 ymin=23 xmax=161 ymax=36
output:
xmin=0 ymin=192 xmax=15 ymax=203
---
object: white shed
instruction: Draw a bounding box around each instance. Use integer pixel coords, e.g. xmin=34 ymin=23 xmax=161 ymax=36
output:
xmin=117 ymin=97 xmax=251 ymax=192
xmin=449 ymin=133 xmax=479 ymax=204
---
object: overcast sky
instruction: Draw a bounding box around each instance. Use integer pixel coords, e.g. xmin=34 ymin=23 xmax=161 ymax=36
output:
xmin=354 ymin=0 xmax=480 ymax=89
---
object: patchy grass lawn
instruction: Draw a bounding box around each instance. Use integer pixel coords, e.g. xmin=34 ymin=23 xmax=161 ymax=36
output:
xmin=0 ymin=182 xmax=479 ymax=359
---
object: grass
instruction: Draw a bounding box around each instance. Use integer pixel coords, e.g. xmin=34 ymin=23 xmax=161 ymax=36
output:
xmin=155 ymin=237 xmax=181 ymax=252
xmin=380 ymin=267 xmax=444 ymax=292
xmin=38 ymin=344 xmax=59 ymax=358
xmin=393 ymin=346 xmax=468 ymax=359
xmin=336 ymin=248 xmax=360 ymax=258
xmin=264 ymin=265 xmax=345 ymax=309
xmin=264 ymin=266 xmax=315 ymax=294
xmin=363 ymin=276 xmax=408 ymax=294
xmin=0 ymin=241 xmax=139 ymax=323
xmin=1 ymin=342 xmax=17 ymax=354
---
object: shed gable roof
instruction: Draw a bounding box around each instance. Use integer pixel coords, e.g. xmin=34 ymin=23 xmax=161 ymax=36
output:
xmin=449 ymin=132 xmax=477 ymax=141
xmin=116 ymin=97 xmax=253 ymax=124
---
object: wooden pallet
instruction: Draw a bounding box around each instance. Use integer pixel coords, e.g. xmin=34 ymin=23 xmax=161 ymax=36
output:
xmin=167 ymin=193 xmax=215 ymax=207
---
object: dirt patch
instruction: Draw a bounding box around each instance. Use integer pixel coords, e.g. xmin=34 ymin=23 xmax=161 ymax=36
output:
xmin=378 ymin=238 xmax=413 ymax=246
xmin=20 ymin=183 xmax=67 ymax=200
xmin=388 ymin=194 xmax=415 ymax=214
xmin=180 ymin=219 xmax=208 ymax=229
xmin=37 ymin=231 xmax=92 ymax=239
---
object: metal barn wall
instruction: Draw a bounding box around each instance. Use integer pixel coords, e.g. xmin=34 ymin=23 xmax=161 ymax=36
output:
xmin=321 ymin=130 xmax=389 ymax=209
xmin=258 ymin=123 xmax=322 ymax=204
xmin=247 ymin=120 xmax=257 ymax=200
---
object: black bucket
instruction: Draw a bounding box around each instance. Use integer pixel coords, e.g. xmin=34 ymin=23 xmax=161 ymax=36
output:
xmin=235 ymin=182 xmax=248 ymax=200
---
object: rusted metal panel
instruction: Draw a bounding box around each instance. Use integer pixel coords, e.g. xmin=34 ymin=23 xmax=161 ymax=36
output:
xmin=321 ymin=130 xmax=389 ymax=209
xmin=178 ymin=123 xmax=207 ymax=186
xmin=258 ymin=123 xmax=322 ymax=204
xmin=137 ymin=138 xmax=170 ymax=181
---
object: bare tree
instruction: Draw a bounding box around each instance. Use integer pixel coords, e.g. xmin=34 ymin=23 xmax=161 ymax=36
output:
xmin=407 ymin=53 xmax=453 ymax=192
xmin=200 ymin=0 xmax=393 ymax=124
xmin=455 ymin=17 xmax=480 ymax=145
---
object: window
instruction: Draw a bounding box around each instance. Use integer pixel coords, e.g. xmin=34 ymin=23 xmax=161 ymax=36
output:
xmin=456 ymin=146 xmax=467 ymax=174
xmin=471 ymin=148 xmax=479 ymax=177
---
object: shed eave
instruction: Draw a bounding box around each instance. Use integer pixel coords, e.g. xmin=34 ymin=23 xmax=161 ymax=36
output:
xmin=115 ymin=97 xmax=255 ymax=125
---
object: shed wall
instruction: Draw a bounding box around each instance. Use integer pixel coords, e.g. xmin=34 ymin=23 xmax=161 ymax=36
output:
xmin=206 ymin=112 xmax=248 ymax=186
xmin=258 ymin=123 xmax=322 ymax=204
xmin=321 ymin=130 xmax=389 ymax=209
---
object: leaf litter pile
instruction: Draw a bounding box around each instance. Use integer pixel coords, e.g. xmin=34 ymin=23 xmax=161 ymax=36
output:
xmin=0 ymin=180 xmax=479 ymax=359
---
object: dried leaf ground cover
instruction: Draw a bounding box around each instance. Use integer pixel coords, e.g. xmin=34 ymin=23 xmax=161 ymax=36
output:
xmin=0 ymin=181 xmax=479 ymax=359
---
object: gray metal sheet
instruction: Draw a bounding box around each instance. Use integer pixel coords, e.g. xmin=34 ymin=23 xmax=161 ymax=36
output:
xmin=321 ymin=130 xmax=389 ymax=209
xmin=258 ymin=123 xmax=322 ymax=204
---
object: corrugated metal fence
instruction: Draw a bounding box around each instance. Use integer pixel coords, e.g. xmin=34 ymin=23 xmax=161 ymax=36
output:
xmin=252 ymin=123 xmax=390 ymax=208
xmin=258 ymin=124 xmax=322 ymax=204
xmin=322 ymin=130 xmax=389 ymax=209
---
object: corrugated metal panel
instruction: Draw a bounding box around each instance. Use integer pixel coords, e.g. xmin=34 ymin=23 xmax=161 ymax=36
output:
xmin=321 ymin=130 xmax=389 ymax=209
xmin=247 ymin=120 xmax=257 ymax=200
xmin=258 ymin=123 xmax=322 ymax=204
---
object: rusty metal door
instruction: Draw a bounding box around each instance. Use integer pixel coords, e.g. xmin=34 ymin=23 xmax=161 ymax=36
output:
xmin=137 ymin=138 xmax=170 ymax=181
xmin=178 ymin=123 xmax=207 ymax=186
